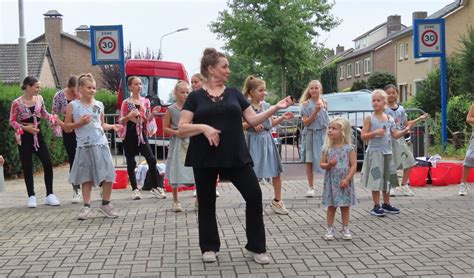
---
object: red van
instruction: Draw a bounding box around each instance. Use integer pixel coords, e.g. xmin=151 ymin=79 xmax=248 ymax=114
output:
xmin=117 ymin=59 xmax=189 ymax=157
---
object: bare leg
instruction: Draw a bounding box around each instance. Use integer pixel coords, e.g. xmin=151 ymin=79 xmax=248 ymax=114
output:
xmin=382 ymin=190 xmax=390 ymax=204
xmin=402 ymin=167 xmax=412 ymax=185
xmin=306 ymin=163 xmax=313 ymax=188
xmin=326 ymin=206 xmax=337 ymax=227
xmin=461 ymin=166 xmax=470 ymax=183
xmin=82 ymin=182 xmax=92 ymax=204
xmin=172 ymin=188 xmax=179 ymax=203
xmin=340 ymin=206 xmax=350 ymax=226
xmin=371 ymin=191 xmax=380 ymax=205
xmin=272 ymin=176 xmax=282 ymax=200
xmin=101 ymin=182 xmax=113 ymax=201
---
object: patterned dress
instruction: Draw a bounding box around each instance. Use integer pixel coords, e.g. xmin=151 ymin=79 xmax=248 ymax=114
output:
xmin=322 ymin=144 xmax=356 ymax=207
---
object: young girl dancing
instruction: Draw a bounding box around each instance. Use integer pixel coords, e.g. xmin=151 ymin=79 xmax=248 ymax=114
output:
xmin=164 ymin=80 xmax=195 ymax=212
xmin=320 ymin=118 xmax=357 ymax=240
xmin=64 ymin=74 xmax=121 ymax=220
xmin=242 ymin=75 xmax=293 ymax=215
xmin=9 ymin=76 xmax=62 ymax=208
xmin=361 ymin=89 xmax=411 ymax=217
xmin=299 ymin=80 xmax=330 ymax=197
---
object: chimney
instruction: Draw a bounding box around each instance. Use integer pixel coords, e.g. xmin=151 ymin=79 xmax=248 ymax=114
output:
xmin=412 ymin=11 xmax=428 ymax=21
xmin=336 ymin=44 xmax=345 ymax=55
xmin=75 ymin=25 xmax=90 ymax=42
xmin=43 ymin=10 xmax=63 ymax=86
xmin=386 ymin=15 xmax=401 ymax=35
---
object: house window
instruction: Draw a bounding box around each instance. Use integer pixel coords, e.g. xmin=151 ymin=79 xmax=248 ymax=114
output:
xmin=339 ymin=65 xmax=345 ymax=80
xmin=414 ymin=79 xmax=424 ymax=96
xmin=405 ymin=42 xmax=409 ymax=59
xmin=399 ymin=43 xmax=404 ymax=61
xmin=355 ymin=61 xmax=360 ymax=77
xmin=346 ymin=63 xmax=352 ymax=78
xmin=363 ymin=58 xmax=371 ymax=75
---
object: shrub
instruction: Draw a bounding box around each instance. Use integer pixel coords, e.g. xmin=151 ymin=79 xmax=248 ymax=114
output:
xmin=350 ymin=80 xmax=367 ymax=91
xmin=367 ymin=71 xmax=396 ymax=90
xmin=447 ymin=95 xmax=471 ymax=133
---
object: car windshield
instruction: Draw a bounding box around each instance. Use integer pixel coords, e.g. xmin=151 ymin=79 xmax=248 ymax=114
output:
xmin=132 ymin=76 xmax=180 ymax=105
xmin=323 ymin=92 xmax=373 ymax=111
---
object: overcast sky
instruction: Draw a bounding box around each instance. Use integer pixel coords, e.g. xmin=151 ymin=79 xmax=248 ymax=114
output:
xmin=1 ymin=0 xmax=453 ymax=76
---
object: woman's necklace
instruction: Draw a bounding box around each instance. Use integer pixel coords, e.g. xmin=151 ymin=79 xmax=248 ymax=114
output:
xmin=204 ymin=85 xmax=226 ymax=102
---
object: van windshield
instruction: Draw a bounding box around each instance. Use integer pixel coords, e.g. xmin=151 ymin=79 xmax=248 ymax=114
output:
xmin=132 ymin=76 xmax=180 ymax=106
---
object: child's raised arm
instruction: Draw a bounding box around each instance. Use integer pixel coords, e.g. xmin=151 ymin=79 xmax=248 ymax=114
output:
xmin=361 ymin=115 xmax=384 ymax=140
xmin=320 ymin=150 xmax=337 ymax=170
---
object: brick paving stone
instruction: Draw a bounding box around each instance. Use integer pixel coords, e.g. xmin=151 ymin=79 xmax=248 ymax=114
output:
xmin=0 ymin=165 xmax=473 ymax=277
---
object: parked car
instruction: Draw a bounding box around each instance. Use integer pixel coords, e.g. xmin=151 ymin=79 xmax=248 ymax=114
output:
xmin=275 ymin=104 xmax=302 ymax=146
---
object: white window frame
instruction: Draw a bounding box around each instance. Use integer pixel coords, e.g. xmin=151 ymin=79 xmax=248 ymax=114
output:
xmin=404 ymin=42 xmax=409 ymax=59
xmin=363 ymin=58 xmax=371 ymax=75
xmin=354 ymin=61 xmax=360 ymax=77
xmin=414 ymin=79 xmax=424 ymax=96
xmin=399 ymin=43 xmax=404 ymax=61
xmin=346 ymin=63 xmax=352 ymax=78
xmin=339 ymin=65 xmax=345 ymax=80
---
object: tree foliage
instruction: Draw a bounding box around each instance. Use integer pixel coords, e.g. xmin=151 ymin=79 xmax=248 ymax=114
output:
xmin=367 ymin=71 xmax=396 ymax=90
xmin=350 ymin=79 xmax=368 ymax=91
xmin=210 ymin=0 xmax=339 ymax=98
xmin=458 ymin=27 xmax=474 ymax=97
xmin=319 ymin=63 xmax=338 ymax=93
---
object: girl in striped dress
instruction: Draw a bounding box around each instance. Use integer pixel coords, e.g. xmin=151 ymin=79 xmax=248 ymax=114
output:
xmin=299 ymin=80 xmax=330 ymax=198
xmin=242 ymin=76 xmax=293 ymax=215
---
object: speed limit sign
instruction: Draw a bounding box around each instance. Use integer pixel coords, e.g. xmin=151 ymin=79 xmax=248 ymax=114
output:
xmin=414 ymin=19 xmax=444 ymax=58
xmin=90 ymin=25 xmax=124 ymax=64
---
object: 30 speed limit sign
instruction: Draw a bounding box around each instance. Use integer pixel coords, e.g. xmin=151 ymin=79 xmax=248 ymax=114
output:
xmin=90 ymin=25 xmax=124 ymax=64
xmin=414 ymin=19 xmax=444 ymax=58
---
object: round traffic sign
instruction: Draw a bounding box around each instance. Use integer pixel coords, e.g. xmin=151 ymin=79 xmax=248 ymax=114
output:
xmin=98 ymin=36 xmax=117 ymax=54
xmin=421 ymin=30 xmax=438 ymax=47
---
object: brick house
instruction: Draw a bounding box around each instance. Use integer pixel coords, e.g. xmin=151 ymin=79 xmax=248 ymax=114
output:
xmin=0 ymin=43 xmax=59 ymax=87
xmin=29 ymin=10 xmax=103 ymax=88
xmin=336 ymin=15 xmax=405 ymax=91
xmin=392 ymin=0 xmax=473 ymax=101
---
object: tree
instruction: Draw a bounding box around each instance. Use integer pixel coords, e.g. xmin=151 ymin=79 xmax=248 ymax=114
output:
xmin=458 ymin=27 xmax=474 ymax=96
xmin=319 ymin=63 xmax=338 ymax=93
xmin=367 ymin=71 xmax=396 ymax=90
xmin=210 ymin=0 xmax=339 ymax=97
xmin=351 ymin=80 xmax=368 ymax=91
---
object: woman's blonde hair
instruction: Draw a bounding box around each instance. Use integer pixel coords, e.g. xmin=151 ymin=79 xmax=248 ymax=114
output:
xmin=242 ymin=75 xmax=265 ymax=98
xmin=78 ymin=73 xmax=95 ymax=87
xmin=299 ymin=80 xmax=322 ymax=104
xmin=322 ymin=117 xmax=352 ymax=154
xmin=173 ymin=80 xmax=189 ymax=96
xmin=191 ymin=73 xmax=205 ymax=82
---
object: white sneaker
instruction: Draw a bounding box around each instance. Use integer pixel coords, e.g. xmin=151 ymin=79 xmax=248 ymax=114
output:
xmin=271 ymin=199 xmax=289 ymax=215
xmin=216 ymin=190 xmax=220 ymax=197
xmin=78 ymin=206 xmax=92 ymax=220
xmin=341 ymin=226 xmax=352 ymax=240
xmin=72 ymin=191 xmax=82 ymax=203
xmin=459 ymin=183 xmax=469 ymax=196
xmin=151 ymin=187 xmax=166 ymax=199
xmin=193 ymin=190 xmax=197 ymax=198
xmin=132 ymin=189 xmax=141 ymax=200
xmin=389 ymin=188 xmax=396 ymax=197
xmin=44 ymin=194 xmax=60 ymax=206
xmin=172 ymin=202 xmax=182 ymax=212
xmin=202 ymin=251 xmax=218 ymax=263
xmin=324 ymin=227 xmax=335 ymax=241
xmin=27 ymin=196 xmax=37 ymax=208
xmin=248 ymin=251 xmax=270 ymax=264
xmin=306 ymin=187 xmax=315 ymax=198
xmin=401 ymin=184 xmax=415 ymax=196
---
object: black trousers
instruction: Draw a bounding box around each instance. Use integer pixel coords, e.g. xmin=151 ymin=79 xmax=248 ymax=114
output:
xmin=19 ymin=132 xmax=53 ymax=197
xmin=123 ymin=123 xmax=161 ymax=190
xmin=193 ymin=164 xmax=266 ymax=254
xmin=62 ymin=131 xmax=79 ymax=188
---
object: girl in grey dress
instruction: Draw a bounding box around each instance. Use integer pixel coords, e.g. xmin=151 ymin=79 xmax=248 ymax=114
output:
xmin=361 ymin=90 xmax=410 ymax=217
xmin=64 ymin=74 xmax=121 ymax=220
xmin=164 ymin=81 xmax=195 ymax=212
xmin=242 ymin=76 xmax=294 ymax=215
xmin=385 ymin=84 xmax=429 ymax=196
xmin=299 ymin=80 xmax=330 ymax=198
xmin=459 ymin=103 xmax=474 ymax=196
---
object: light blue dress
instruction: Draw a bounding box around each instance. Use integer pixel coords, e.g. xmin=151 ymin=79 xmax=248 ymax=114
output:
xmin=322 ymin=144 xmax=356 ymax=207
xmin=300 ymin=99 xmax=329 ymax=173
xmin=385 ymin=105 xmax=416 ymax=170
xmin=246 ymin=102 xmax=283 ymax=179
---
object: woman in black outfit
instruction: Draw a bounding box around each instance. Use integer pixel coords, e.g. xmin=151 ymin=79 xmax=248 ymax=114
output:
xmin=178 ymin=48 xmax=293 ymax=264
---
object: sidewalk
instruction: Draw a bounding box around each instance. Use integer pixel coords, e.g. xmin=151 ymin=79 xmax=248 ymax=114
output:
xmin=0 ymin=165 xmax=473 ymax=277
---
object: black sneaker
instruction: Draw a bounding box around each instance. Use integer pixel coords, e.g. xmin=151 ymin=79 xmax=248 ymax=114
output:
xmin=370 ymin=205 xmax=386 ymax=217
xmin=382 ymin=203 xmax=400 ymax=214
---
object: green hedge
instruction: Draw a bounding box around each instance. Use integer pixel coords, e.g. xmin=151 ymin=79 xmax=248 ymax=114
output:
xmin=0 ymin=83 xmax=117 ymax=177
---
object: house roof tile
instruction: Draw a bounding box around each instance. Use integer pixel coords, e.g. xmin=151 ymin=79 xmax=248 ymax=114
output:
xmin=0 ymin=43 xmax=50 ymax=84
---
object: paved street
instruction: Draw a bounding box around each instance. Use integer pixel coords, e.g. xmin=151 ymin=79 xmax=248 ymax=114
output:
xmin=0 ymin=164 xmax=473 ymax=277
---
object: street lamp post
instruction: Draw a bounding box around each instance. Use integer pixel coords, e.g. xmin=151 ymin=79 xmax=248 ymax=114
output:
xmin=158 ymin=27 xmax=189 ymax=60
